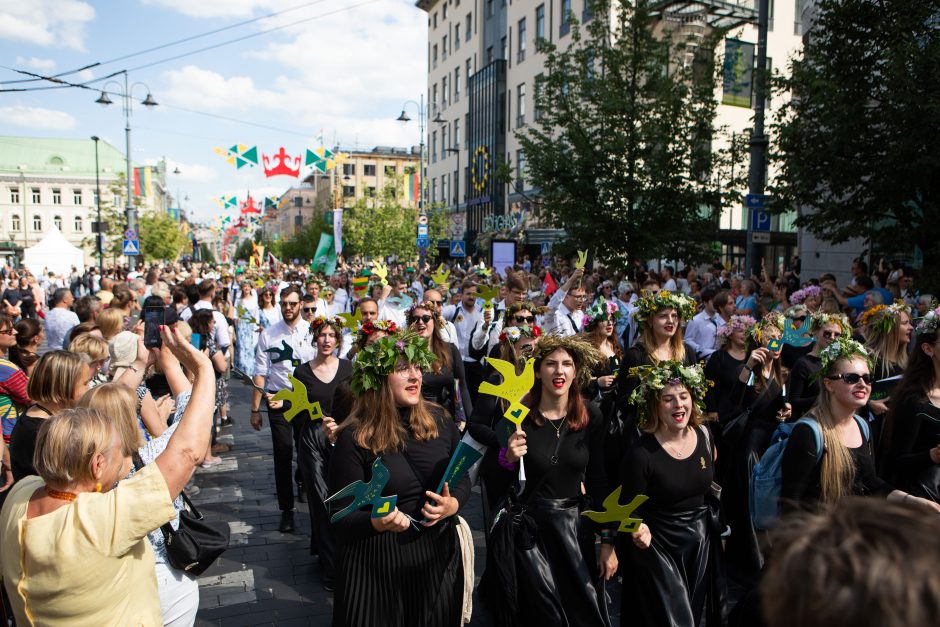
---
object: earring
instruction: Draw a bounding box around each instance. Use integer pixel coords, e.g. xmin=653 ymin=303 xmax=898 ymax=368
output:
xmin=95 ymin=482 xmax=102 ymax=493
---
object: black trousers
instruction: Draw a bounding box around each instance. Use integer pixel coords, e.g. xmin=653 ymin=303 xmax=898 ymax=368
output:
xmin=267 ymin=403 xmax=307 ymax=512
xmin=298 ymin=420 xmax=336 ymax=582
xmin=463 ymin=360 xmax=484 ymax=405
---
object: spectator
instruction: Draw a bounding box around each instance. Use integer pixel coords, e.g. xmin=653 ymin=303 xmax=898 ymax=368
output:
xmin=44 ymin=288 xmax=79 ymax=351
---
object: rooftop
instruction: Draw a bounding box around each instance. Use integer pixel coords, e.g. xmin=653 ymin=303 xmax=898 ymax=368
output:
xmin=0 ymin=136 xmax=129 ymax=177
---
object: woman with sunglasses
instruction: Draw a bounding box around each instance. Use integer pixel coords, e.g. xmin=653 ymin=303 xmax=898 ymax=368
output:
xmin=0 ymin=315 xmax=27 ymax=483
xmin=780 ymin=338 xmax=940 ymax=516
xmin=257 ymin=286 xmax=281 ymax=329
xmin=788 ymin=313 xmax=851 ymax=419
xmin=407 ymin=301 xmax=473 ymax=426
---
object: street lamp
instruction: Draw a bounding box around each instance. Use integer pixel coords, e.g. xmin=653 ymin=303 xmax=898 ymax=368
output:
xmin=91 ymin=136 xmax=103 ymax=269
xmin=396 ymin=96 xmax=427 ymax=213
xmin=95 ymin=71 xmax=158 ymax=271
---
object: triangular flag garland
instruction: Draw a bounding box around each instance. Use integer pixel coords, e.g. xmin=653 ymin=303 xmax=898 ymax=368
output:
xmin=215 ymin=144 xmax=348 ymax=178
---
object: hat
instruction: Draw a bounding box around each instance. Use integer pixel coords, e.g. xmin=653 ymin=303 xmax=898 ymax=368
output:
xmin=108 ymin=331 xmax=139 ymax=374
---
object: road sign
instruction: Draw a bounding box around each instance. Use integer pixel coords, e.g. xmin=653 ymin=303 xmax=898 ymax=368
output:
xmin=751 ymin=209 xmax=771 ymax=232
xmin=417 ymin=224 xmax=429 ymax=237
xmin=745 ymin=194 xmax=767 ymax=209
xmin=540 ymin=241 xmax=551 ymax=256
xmin=124 ymin=228 xmax=138 ymax=240
xmin=449 ymin=240 xmax=466 ymax=258
xmin=751 ymin=232 xmax=770 ymax=244
xmin=418 ymin=215 xmax=429 ymax=225
xmin=417 ymin=234 xmax=429 ymax=247
xmin=122 ymin=239 xmax=140 ymax=255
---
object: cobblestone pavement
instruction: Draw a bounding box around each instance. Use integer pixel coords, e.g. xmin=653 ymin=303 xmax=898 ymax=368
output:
xmin=193 ymin=381 xmax=623 ymax=626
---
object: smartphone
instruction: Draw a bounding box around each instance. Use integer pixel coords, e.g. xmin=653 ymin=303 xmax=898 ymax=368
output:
xmin=191 ymin=332 xmax=207 ymax=351
xmin=143 ymin=305 xmax=166 ymax=349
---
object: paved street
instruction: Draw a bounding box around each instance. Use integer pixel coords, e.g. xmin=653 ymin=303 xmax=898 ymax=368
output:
xmin=192 ymin=379 xmax=623 ymax=626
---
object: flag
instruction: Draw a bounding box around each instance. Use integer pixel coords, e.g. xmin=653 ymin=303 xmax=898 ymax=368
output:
xmin=133 ymin=167 xmax=153 ymax=198
xmin=214 ymin=144 xmax=259 ymax=169
xmin=543 ymin=271 xmax=557 ymax=296
xmin=311 ymin=233 xmax=337 ymax=275
xmin=405 ymin=170 xmax=419 ymax=203
xmin=351 ymin=276 xmax=369 ymax=297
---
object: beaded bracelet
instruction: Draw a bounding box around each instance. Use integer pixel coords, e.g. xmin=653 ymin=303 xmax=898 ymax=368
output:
xmin=497 ymin=447 xmax=518 ymax=470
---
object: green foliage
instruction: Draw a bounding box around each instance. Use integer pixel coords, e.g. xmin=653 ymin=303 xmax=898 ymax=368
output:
xmin=139 ymin=212 xmax=186 ymax=261
xmin=82 ymin=174 xmax=127 ymax=261
xmin=518 ymin=0 xmax=740 ymax=268
xmin=770 ymin=0 xmax=940 ymax=269
xmin=275 ymin=220 xmax=329 ymax=262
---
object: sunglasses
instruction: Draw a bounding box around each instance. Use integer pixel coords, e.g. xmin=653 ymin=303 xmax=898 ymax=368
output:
xmin=302 ymin=307 xmax=317 ymax=314
xmin=412 ymin=314 xmax=433 ymax=324
xmin=514 ymin=315 xmax=535 ymax=324
xmin=826 ymin=372 xmax=873 ymax=385
xmin=280 ymin=300 xmax=301 ymax=308
xmin=792 ymin=316 xmax=808 ymax=322
xmin=427 ymin=300 xmax=443 ymax=306
xmin=822 ymin=331 xmax=842 ymax=340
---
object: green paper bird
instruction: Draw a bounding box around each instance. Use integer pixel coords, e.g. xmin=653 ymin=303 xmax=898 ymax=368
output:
xmin=478 ymin=284 xmax=500 ymax=304
xmin=236 ymin=304 xmax=258 ymax=326
xmin=338 ymin=308 xmax=363 ymax=328
xmin=581 ymin=487 xmax=648 ymax=533
xmin=326 ymin=457 xmax=398 ymax=522
xmin=476 ymin=267 xmax=492 ymax=278
xmin=430 ymin=264 xmax=451 ymax=288
xmin=372 ymin=260 xmax=389 ymax=286
xmin=479 ymin=357 xmax=535 ymax=426
xmin=271 ymin=374 xmax=324 ymax=423
xmin=575 ymin=250 xmax=589 ymax=270
xmin=265 ymin=340 xmax=301 ymax=367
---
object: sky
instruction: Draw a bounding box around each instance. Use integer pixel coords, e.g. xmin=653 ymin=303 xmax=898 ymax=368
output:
xmin=0 ymin=0 xmax=428 ymax=224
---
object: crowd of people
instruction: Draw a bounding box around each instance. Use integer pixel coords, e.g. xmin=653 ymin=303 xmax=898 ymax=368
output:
xmin=0 ymin=253 xmax=935 ymax=627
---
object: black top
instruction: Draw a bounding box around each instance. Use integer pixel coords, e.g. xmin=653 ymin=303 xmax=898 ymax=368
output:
xmin=292 ymin=358 xmax=352 ymax=417
xmin=787 ymin=353 xmax=822 ymax=419
xmin=884 ymin=394 xmax=940 ymax=487
xmin=781 ymin=419 xmax=892 ymax=514
xmin=781 ymin=342 xmax=812 ymax=370
xmin=421 ymin=343 xmax=473 ymax=420
xmin=621 ymin=428 xmax=714 ymax=513
xmin=704 ymin=349 xmax=746 ymax=421
xmin=584 ymin=354 xmax=621 ymax=400
xmin=9 ymin=414 xmax=45 ymax=481
xmin=729 ymin=373 xmax=788 ymax=428
xmin=1 ymin=288 xmax=21 ymax=307
xmin=327 ymin=406 xmax=471 ymax=543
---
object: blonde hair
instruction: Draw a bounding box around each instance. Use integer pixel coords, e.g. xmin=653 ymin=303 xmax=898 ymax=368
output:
xmin=27 ymin=350 xmax=89 ymax=407
xmin=97 ymin=307 xmax=124 ymax=341
xmin=639 ymin=322 xmax=686 ymax=364
xmin=68 ymin=334 xmax=109 ymax=362
xmin=78 ymin=383 xmax=143 ymax=451
xmin=865 ymin=314 xmax=909 ymax=378
xmin=808 ymin=356 xmax=862 ymax=503
xmin=33 ymin=408 xmax=121 ymax=486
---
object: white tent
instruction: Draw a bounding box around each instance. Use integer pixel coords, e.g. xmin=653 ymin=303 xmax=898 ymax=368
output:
xmin=23 ymin=227 xmax=85 ymax=277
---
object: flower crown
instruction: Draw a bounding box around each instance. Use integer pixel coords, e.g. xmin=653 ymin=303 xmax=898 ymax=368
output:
xmin=583 ymin=298 xmax=621 ymax=329
xmin=633 ymin=290 xmax=696 ymax=325
xmin=506 ymin=301 xmax=547 ymax=318
xmin=747 ymin=312 xmax=786 ymax=345
xmin=818 ymin=337 xmax=872 ymax=375
xmin=789 ymin=285 xmax=822 ymax=305
xmin=627 ymin=361 xmax=712 ymax=427
xmin=350 ymin=330 xmax=437 ymax=395
xmin=858 ymin=301 xmax=911 ymax=336
xmin=784 ymin=304 xmax=810 ymax=320
xmin=357 ymin=319 xmax=398 ymax=336
xmin=716 ymin=315 xmax=757 ymax=344
xmin=408 ymin=300 xmax=441 ymax=317
xmin=916 ymin=304 xmax=940 ymax=336
xmin=309 ymin=315 xmax=345 ymax=337
xmin=810 ymin=312 xmax=851 ymax=333
xmin=532 ymin=333 xmax=603 ymax=389
xmin=499 ymin=325 xmax=542 ymax=344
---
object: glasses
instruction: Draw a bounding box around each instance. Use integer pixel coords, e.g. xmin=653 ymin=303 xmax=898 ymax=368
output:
xmin=412 ymin=314 xmax=433 ymax=324
xmin=822 ymin=331 xmax=842 ymax=340
xmin=302 ymin=307 xmax=317 ymax=314
xmin=792 ymin=316 xmax=808 ymax=323
xmin=826 ymin=372 xmax=873 ymax=385
xmin=394 ymin=364 xmax=424 ymax=378
xmin=427 ymin=299 xmax=443 ymax=306
xmin=514 ymin=315 xmax=535 ymax=324
xmin=569 ymin=293 xmax=588 ymax=301
xmin=280 ymin=300 xmax=301 ymax=308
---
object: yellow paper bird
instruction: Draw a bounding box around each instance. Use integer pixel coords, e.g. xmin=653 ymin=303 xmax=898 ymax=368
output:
xmin=575 ymin=250 xmax=589 ymax=270
xmin=236 ymin=305 xmax=258 ymax=326
xmin=478 ymin=285 xmax=500 ymax=304
xmin=430 ymin=264 xmax=451 ymax=289
xmin=338 ymin=308 xmax=363 ymax=328
xmin=478 ymin=357 xmax=535 ymax=426
xmin=372 ymin=260 xmax=389 ymax=286
xmin=581 ymin=487 xmax=648 ymax=533
xmin=477 ymin=267 xmax=493 ymax=278
xmin=271 ymin=374 xmax=325 ymax=423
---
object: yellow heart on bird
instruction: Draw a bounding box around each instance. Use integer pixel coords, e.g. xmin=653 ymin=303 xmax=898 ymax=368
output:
xmin=376 ymin=501 xmax=390 ymax=514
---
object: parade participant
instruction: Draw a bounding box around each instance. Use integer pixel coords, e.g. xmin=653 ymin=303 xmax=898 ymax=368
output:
xmin=880 ymin=307 xmax=940 ymax=501
xmin=0 ymin=325 xmax=215 ymax=626
xmin=9 ymin=317 xmax=42 ymax=376
xmin=683 ymin=288 xmax=727 ymax=360
xmin=788 ymin=312 xmax=851 ymax=418
xmin=257 ymin=285 xmax=281 ymax=328
xmin=408 ymin=300 xmax=473 ymax=424
xmin=422 ymin=287 xmax=457 ymax=344
xmin=705 ymin=314 xmax=754 ymax=426
xmin=620 ymin=361 xmax=725 ymax=627
xmin=541 ymin=267 xmax=589 ymax=337
xmin=480 ymin=334 xmax=614 ymax=627
xmin=286 ymin=315 xmax=351 ymax=589
xmin=328 ymin=330 xmax=470 ymax=627
xmin=441 ymin=281 xmax=485 ymax=399
xmin=581 ymin=297 xmax=623 ymax=410
xmin=471 ymin=271 xmax=528 ymax=354
xmin=861 ymin=300 xmax=912 ymax=396
xmin=789 ymin=284 xmax=822 ymax=313
xmin=0 ymin=315 xmax=28 ymax=448
xmin=346 ymin=318 xmax=396 ymax=362
xmin=188 ymin=310 xmax=230 ymax=462
xmin=180 ymin=279 xmax=233 ymax=353
xmin=251 ymin=285 xmax=316 ymax=533
xmin=234 ymin=281 xmax=260 ymax=375
xmin=780 ymin=338 xmax=940 ymax=515
xmin=44 ymin=287 xmax=79 ymax=351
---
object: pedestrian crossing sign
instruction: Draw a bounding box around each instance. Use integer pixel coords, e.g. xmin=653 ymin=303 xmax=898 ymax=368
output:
xmin=449 ymin=240 xmax=466 ymax=258
xmin=122 ymin=239 xmax=140 ymax=255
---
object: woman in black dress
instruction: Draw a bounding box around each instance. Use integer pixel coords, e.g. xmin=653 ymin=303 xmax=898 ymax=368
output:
xmin=408 ymin=300 xmax=473 ymax=425
xmin=481 ymin=334 xmax=615 ymax=627
xmin=620 ymin=361 xmax=725 ymax=627
xmin=328 ymin=330 xmax=470 ymax=627
xmin=787 ymin=312 xmax=850 ymax=418
xmin=581 ymin=298 xmax=622 ymax=411
xmin=860 ymin=302 xmax=913 ymax=451
xmin=880 ymin=309 xmax=940 ymax=501
xmin=289 ymin=316 xmax=352 ymax=589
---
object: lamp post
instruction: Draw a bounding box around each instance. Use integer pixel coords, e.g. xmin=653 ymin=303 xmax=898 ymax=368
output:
xmin=95 ymin=71 xmax=158 ymax=271
xmin=745 ymin=0 xmax=770 ymax=277
xmin=396 ymin=95 xmax=427 ymax=213
xmin=91 ymin=136 xmax=103 ymax=269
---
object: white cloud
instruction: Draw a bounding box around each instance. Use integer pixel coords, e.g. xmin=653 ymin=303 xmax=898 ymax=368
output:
xmin=152 ymin=158 xmax=219 ymax=185
xmin=0 ymin=0 xmax=95 ymax=51
xmin=15 ymin=56 xmax=56 ymax=73
xmin=141 ymin=0 xmax=275 ymax=19
xmin=0 ymin=105 xmax=76 ymax=130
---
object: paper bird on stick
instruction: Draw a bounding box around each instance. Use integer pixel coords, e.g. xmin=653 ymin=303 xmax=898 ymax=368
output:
xmin=782 ymin=316 xmax=814 ymax=347
xmin=372 ymin=260 xmax=389 ymax=286
xmin=326 ymin=457 xmax=398 ymax=522
xmin=575 ymin=250 xmax=589 ymax=270
xmin=478 ymin=357 xmax=535 ymax=426
xmin=581 ymin=487 xmax=649 ymax=533
xmin=338 ymin=307 xmax=363 ymax=328
xmin=430 ymin=264 xmax=451 ymax=289
xmin=265 ymin=340 xmax=301 ymax=367
xmin=478 ymin=285 xmax=500 ymax=306
xmin=236 ymin=304 xmax=258 ymax=326
xmin=270 ymin=374 xmax=324 ymax=423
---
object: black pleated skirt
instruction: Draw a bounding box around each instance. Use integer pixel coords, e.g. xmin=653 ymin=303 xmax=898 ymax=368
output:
xmin=333 ymin=519 xmax=464 ymax=627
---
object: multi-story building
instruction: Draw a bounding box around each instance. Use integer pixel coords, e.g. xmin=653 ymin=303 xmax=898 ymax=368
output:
xmin=418 ymin=0 xmax=803 ymax=267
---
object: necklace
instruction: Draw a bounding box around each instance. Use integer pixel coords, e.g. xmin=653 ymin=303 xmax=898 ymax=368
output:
xmin=46 ymin=488 xmax=77 ymax=502
xmin=660 ymin=434 xmax=692 ymax=459
xmin=545 ymin=415 xmax=566 ymax=439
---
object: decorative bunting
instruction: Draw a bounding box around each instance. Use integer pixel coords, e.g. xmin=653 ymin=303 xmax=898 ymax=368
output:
xmin=214 ymin=144 xmax=259 ymax=169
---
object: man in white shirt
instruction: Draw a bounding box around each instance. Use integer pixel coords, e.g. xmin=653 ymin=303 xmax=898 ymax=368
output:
xmin=44 ymin=288 xmax=79 ymax=351
xmin=377 ymin=275 xmax=411 ymax=328
xmin=249 ymin=285 xmax=317 ymax=533
xmin=471 ymin=272 xmax=528 ymax=355
xmin=661 ymin=266 xmax=678 ymax=292
xmin=441 ymin=282 xmax=484 ymax=399
xmin=330 ymin=272 xmax=349 ymax=313
xmin=180 ymin=280 xmax=232 ymax=351
xmin=541 ymin=268 xmax=588 ymax=338
xmin=683 ymin=288 xmax=727 ymax=360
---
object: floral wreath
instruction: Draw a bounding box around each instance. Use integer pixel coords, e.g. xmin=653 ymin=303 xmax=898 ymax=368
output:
xmin=810 ymin=312 xmax=851 ymax=333
xmin=915 ymin=303 xmax=940 ymax=336
xmin=407 ymin=300 xmax=446 ymax=332
xmin=499 ymin=325 xmax=542 ymax=344
xmin=746 ymin=312 xmax=786 ymax=345
xmin=633 ymin=290 xmax=696 ymax=326
xmin=351 ymin=330 xmax=437 ymax=395
xmin=309 ymin=315 xmax=345 ymax=337
xmin=532 ymin=333 xmax=602 ymax=389
xmin=783 ymin=304 xmax=810 ymax=320
xmin=357 ymin=319 xmax=398 ymax=336
xmin=789 ymin=285 xmax=822 ymax=305
xmin=627 ymin=361 xmax=712 ymax=428
xmin=506 ymin=301 xmax=547 ymax=318
xmin=716 ymin=315 xmax=757 ymax=345
xmin=582 ymin=298 xmax=620 ymax=330
xmin=857 ymin=301 xmax=911 ymax=335
xmin=818 ymin=337 xmax=872 ymax=375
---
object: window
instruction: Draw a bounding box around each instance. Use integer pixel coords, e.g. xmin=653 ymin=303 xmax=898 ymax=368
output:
xmin=560 ymin=0 xmax=571 ymax=36
xmin=31 ymin=188 xmax=40 ymax=204
xmin=516 ymin=149 xmax=526 ymax=188
xmin=455 ymin=67 xmax=461 ymax=101
xmin=433 ymin=11 xmax=438 ymax=28
xmin=432 ymin=178 xmax=438 ymax=203
xmin=534 ymin=73 xmax=545 ymax=120
xmin=442 ymin=126 xmax=449 ymax=159
xmin=366 ymin=186 xmax=376 ymax=197
xmin=794 ymin=0 xmax=803 ymax=34
xmin=442 ymin=75 xmax=449 ymax=107
xmin=432 ymin=84 xmax=438 ymax=109
xmin=517 ymin=83 xmax=526 ymax=126
xmin=466 ymin=13 xmax=472 ymax=38
xmin=431 ymin=131 xmax=438 ymax=163
xmin=455 ymin=22 xmax=460 ymax=49
xmin=343 ymin=163 xmax=356 ymax=176
xmin=442 ymin=175 xmax=449 ymax=207
xmin=536 ymin=4 xmax=545 ymax=41
xmin=343 ymin=186 xmax=356 ymax=197
xmin=53 ymin=215 xmax=62 ymax=230
xmin=443 ymin=3 xmax=448 ymax=18
xmin=501 ymin=36 xmax=507 ymax=60
xmin=486 ymin=0 xmax=494 ymax=17
xmin=10 ymin=215 xmax=20 ymax=232
xmin=442 ymin=35 xmax=448 ymax=60
xmin=582 ymin=1 xmax=593 ymax=22
xmin=466 ymin=59 xmax=473 ymax=89
xmin=9 ymin=188 xmax=19 ymax=204
xmin=487 ymin=46 xmax=494 ymax=64
xmin=364 ymin=164 xmax=376 ymax=176
xmin=433 ymin=44 xmax=438 ymax=67
xmin=518 ymin=18 xmax=527 ymax=62
xmin=74 ymin=215 xmax=83 ymax=232
xmin=52 ymin=188 xmax=61 ymax=205
xmin=72 ymin=189 xmax=82 ymax=205
xmin=454 ymin=118 xmax=461 ymax=148
xmin=32 ymin=215 xmax=41 ymax=231
xmin=385 ymin=165 xmax=397 ymax=176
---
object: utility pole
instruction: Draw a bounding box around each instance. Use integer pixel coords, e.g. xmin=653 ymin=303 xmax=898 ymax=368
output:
xmin=91 ymin=136 xmax=103 ymax=269
xmin=746 ymin=0 xmax=770 ymax=277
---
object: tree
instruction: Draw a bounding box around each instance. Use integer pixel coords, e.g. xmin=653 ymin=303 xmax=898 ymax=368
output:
xmin=82 ymin=174 xmax=127 ymax=263
xmin=139 ymin=212 xmax=187 ymax=261
xmin=771 ymin=0 xmax=940 ymax=270
xmin=518 ymin=0 xmax=738 ymax=268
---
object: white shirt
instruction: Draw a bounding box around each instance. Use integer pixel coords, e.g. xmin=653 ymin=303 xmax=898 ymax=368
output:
xmin=471 ymin=300 xmax=506 ymax=353
xmin=44 ymin=307 xmax=80 ymax=351
xmin=254 ymin=318 xmax=317 ymax=391
xmin=684 ymin=309 xmax=725 ymax=359
xmin=333 ymin=287 xmax=349 ymax=312
xmin=442 ymin=303 xmax=484 ymax=361
xmin=663 ymin=278 xmax=678 ymax=292
xmin=541 ymin=288 xmax=583 ymax=337
xmin=180 ymin=300 xmax=232 ymax=349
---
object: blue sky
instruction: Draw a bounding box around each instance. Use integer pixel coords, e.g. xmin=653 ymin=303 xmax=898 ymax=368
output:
xmin=0 ymin=0 xmax=427 ymax=223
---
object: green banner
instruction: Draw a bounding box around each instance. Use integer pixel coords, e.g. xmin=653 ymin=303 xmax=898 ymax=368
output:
xmin=311 ymin=232 xmax=337 ymax=275
xmin=722 ymin=38 xmax=755 ymax=108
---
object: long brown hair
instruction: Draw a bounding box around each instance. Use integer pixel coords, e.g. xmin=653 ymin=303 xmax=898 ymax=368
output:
xmin=866 ymin=314 xmax=910 ymax=378
xmin=525 ymin=346 xmax=590 ymax=431
xmin=408 ymin=305 xmax=451 ymax=373
xmin=638 ymin=319 xmax=686 ymax=364
xmin=341 ymin=380 xmax=439 ymax=455
xmin=584 ymin=325 xmax=623 ymax=360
